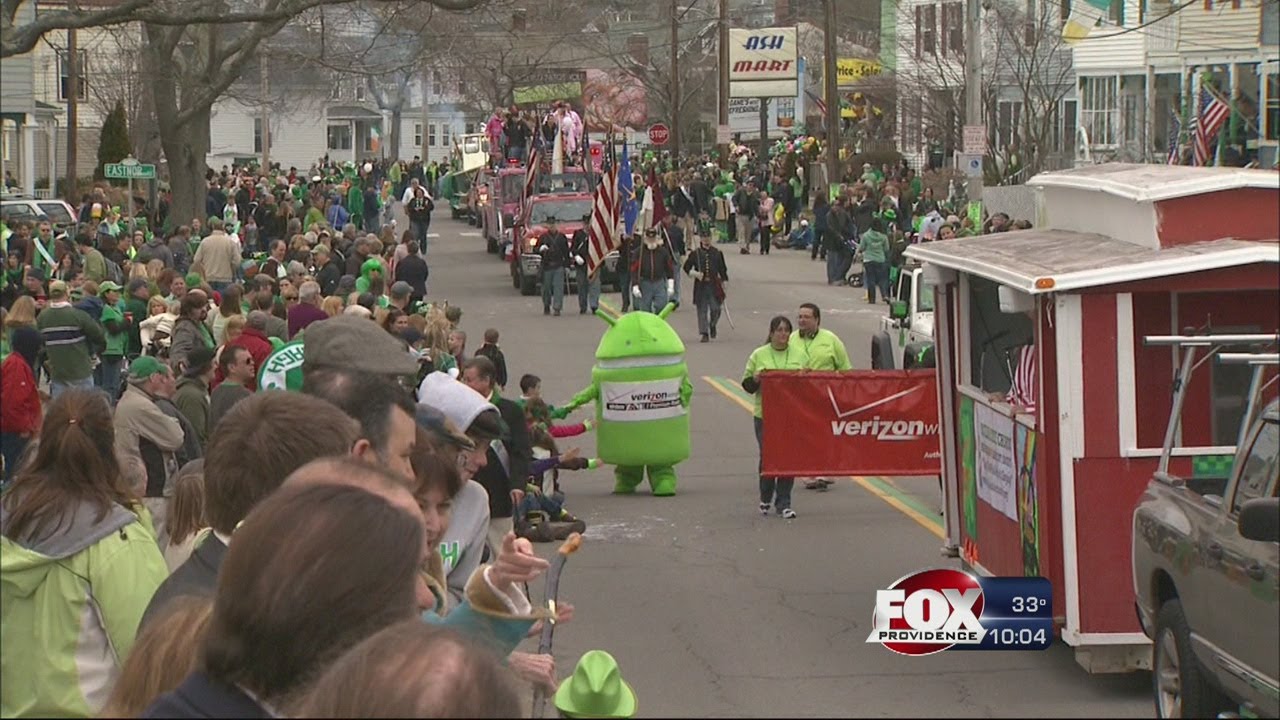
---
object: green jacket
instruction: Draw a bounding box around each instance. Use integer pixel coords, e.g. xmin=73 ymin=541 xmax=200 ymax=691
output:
xmin=859 ymin=229 xmax=890 ymax=264
xmin=36 ymin=303 xmax=106 ymax=382
xmin=0 ymin=500 xmax=168 ymax=718
xmin=101 ymin=301 xmax=129 ymax=358
xmin=124 ymin=296 xmax=148 ymax=356
xmin=172 ymin=376 xmax=210 ymax=448
xmin=790 ymin=328 xmax=852 ymax=372
xmin=82 ymin=248 xmax=107 ymax=284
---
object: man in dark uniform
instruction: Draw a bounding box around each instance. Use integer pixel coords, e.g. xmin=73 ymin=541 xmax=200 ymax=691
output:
xmin=570 ymin=213 xmax=599 ymax=314
xmin=631 ymin=227 xmax=676 ymax=314
xmin=683 ymin=230 xmax=728 ymax=342
xmin=616 ymin=231 xmax=636 ymax=313
xmin=534 ymin=216 xmax=570 ymax=316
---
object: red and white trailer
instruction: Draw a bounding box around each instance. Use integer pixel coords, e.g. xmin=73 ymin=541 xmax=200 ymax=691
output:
xmin=904 ymin=164 xmax=1280 ymax=672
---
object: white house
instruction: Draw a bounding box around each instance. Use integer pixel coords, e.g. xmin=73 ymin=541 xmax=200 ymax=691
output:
xmin=208 ymin=69 xmax=483 ymax=170
xmin=1071 ymin=0 xmax=1278 ymax=166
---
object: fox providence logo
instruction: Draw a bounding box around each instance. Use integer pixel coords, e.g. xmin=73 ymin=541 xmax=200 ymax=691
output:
xmin=827 ymin=386 xmax=940 ymax=441
xmin=866 ymin=569 xmax=987 ymax=656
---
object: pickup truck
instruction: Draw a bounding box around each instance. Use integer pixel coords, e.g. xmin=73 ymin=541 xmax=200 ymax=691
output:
xmin=870 ymin=263 xmax=935 ymax=370
xmin=1132 ymin=398 xmax=1279 ymax=719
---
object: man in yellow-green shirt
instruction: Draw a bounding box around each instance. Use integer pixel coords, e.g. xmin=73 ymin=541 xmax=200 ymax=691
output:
xmin=791 ymin=302 xmax=851 ymax=371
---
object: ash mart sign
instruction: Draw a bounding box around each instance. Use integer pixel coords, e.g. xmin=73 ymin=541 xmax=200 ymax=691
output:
xmin=727 ymin=27 xmax=798 ymax=98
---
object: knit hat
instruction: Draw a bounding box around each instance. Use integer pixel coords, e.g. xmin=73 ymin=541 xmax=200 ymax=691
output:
xmin=128 ymin=355 xmax=170 ymax=381
xmin=183 ymin=346 xmax=217 ymax=377
xmin=554 ymin=651 xmax=637 ymax=719
xmin=304 ymin=315 xmax=418 ymax=377
xmin=415 ymin=371 xmax=499 ymax=438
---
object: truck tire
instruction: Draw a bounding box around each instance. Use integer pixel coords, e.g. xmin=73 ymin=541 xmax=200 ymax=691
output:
xmin=511 ymin=264 xmax=520 ymax=289
xmin=519 ymin=273 xmax=538 ymax=296
xmin=1153 ymin=599 xmax=1229 ymax=719
xmin=871 ymin=334 xmax=895 ymax=370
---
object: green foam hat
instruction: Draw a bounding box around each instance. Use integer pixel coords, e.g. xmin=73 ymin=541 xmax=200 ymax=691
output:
xmin=553 ymin=650 xmax=637 ymax=719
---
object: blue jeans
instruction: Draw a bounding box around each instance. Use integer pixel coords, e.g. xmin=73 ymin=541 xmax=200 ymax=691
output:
xmin=754 ymin=417 xmax=793 ymax=511
xmin=507 ymin=145 xmax=527 ymax=162
xmin=1 ymin=432 xmax=30 ymax=486
xmin=94 ymin=355 xmax=124 ymax=405
xmin=542 ymin=267 xmax=565 ymax=312
xmin=864 ymin=261 xmax=890 ymax=302
xmin=50 ymin=376 xmax=95 ymax=400
xmin=576 ymin=266 xmax=600 ymax=312
xmin=693 ymin=283 xmax=721 ymax=336
xmin=826 ymin=248 xmax=850 ymax=284
xmin=412 ymin=220 xmax=431 ymax=253
xmin=638 ymin=279 xmax=668 ymax=314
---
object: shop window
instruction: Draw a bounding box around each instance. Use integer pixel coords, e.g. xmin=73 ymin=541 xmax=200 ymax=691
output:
xmin=1230 ymin=419 xmax=1278 ymax=514
xmin=966 ymin=276 xmax=1036 ymax=396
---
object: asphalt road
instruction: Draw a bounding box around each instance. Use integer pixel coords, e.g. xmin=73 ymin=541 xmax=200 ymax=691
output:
xmin=420 ymin=213 xmax=1153 ymax=718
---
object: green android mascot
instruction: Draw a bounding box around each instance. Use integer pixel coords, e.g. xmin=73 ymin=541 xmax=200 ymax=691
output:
xmin=559 ymin=302 xmax=692 ymax=496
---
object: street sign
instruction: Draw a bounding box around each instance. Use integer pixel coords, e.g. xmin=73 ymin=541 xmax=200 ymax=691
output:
xmin=647 ymin=123 xmax=670 ymax=146
xmin=957 ymin=153 xmax=984 ymax=178
xmin=963 ymin=125 xmax=986 ymax=155
xmin=104 ymin=158 xmax=156 ymax=180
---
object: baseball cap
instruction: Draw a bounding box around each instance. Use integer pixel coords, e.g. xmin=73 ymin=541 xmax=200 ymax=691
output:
xmin=98 ymin=280 xmax=123 ymax=295
xmin=390 ymin=281 xmax=413 ymax=298
xmin=414 ymin=404 xmax=476 ymax=451
xmin=128 ymin=355 xmax=170 ymax=381
xmin=304 ymin=315 xmax=419 ymax=377
xmin=48 ymin=280 xmax=69 ymax=298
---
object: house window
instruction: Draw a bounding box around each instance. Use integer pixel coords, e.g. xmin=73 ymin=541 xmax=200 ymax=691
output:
xmin=57 ymin=49 xmax=88 ymax=101
xmin=355 ymin=82 xmax=367 ymax=102
xmin=1080 ymin=76 xmax=1119 ymax=146
xmin=414 ymin=123 xmax=423 ymax=146
xmin=1025 ymin=0 xmax=1038 ymax=43
xmin=996 ymin=100 xmax=1023 ymax=150
xmin=330 ymin=81 xmax=343 ymax=101
xmin=943 ymin=3 xmax=964 ymax=55
xmin=1263 ymin=0 xmax=1279 ymax=45
xmin=432 ymin=70 xmax=442 ymax=87
xmin=1265 ymin=72 xmax=1279 ymax=141
xmin=428 ymin=123 xmax=437 ymax=147
xmin=327 ymin=124 xmax=352 ymax=151
xmin=1109 ymin=0 xmax=1124 ymax=24
xmin=915 ymin=5 xmax=938 ymax=58
xmin=254 ymin=118 xmax=266 ymax=154
xmin=966 ymin=276 xmax=1036 ymax=395
xmin=441 ymin=124 xmax=451 ymax=147
xmin=1204 ymin=0 xmax=1242 ymax=9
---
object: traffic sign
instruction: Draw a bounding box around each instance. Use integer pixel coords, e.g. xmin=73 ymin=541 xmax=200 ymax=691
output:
xmin=962 ymin=125 xmax=986 ymax=155
xmin=957 ymin=153 xmax=984 ymax=178
xmin=104 ymin=158 xmax=156 ymax=180
xmin=647 ymin=123 xmax=670 ymax=146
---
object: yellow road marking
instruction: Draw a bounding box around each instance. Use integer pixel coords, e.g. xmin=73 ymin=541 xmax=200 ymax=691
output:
xmin=702 ymin=376 xmax=943 ymax=538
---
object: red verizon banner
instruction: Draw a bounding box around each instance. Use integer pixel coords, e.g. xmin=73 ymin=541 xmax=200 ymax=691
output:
xmin=760 ymin=370 xmax=942 ymax=477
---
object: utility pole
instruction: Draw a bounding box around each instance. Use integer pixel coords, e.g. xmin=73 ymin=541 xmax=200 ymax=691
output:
xmin=823 ymin=0 xmax=839 ymax=193
xmin=64 ymin=0 xmax=79 ymax=204
xmin=964 ymin=0 xmax=983 ymax=201
xmin=670 ymin=0 xmax=680 ymax=156
xmin=420 ymin=69 xmax=430 ymax=164
xmin=716 ymin=0 xmax=727 ymax=162
xmin=260 ymin=53 xmax=270 ymax=170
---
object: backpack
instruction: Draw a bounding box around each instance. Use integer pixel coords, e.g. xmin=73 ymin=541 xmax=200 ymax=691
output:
xmin=104 ymin=257 xmax=124 ymax=285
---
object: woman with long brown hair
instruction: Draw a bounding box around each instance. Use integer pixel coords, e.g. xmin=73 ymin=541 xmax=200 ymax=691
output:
xmin=210 ymin=283 xmax=243 ymax=346
xmin=100 ymin=597 xmax=214 ymax=717
xmin=0 ymin=390 xmax=169 ymax=718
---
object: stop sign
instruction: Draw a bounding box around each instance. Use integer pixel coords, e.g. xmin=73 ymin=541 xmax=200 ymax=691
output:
xmin=648 ymin=123 xmax=670 ymax=146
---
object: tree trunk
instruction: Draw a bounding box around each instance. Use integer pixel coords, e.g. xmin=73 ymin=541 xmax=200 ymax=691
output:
xmin=160 ymin=105 xmax=211 ymax=230
xmin=389 ymin=106 xmax=402 ymax=161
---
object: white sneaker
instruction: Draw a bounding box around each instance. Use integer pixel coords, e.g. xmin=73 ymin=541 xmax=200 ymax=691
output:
xmin=781 ymin=508 xmax=797 ymax=519
xmin=759 ymin=502 xmax=770 ymax=516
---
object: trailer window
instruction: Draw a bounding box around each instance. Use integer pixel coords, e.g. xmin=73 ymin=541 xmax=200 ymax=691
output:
xmin=967 ymin=276 xmax=1035 ymax=396
xmin=1230 ymin=420 xmax=1278 ymax=515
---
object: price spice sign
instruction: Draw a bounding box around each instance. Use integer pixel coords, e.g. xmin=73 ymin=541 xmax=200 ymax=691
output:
xmin=866 ymin=568 xmax=1053 ymax=655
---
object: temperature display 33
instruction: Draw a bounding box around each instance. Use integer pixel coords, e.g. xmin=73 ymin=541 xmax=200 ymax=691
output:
xmin=954 ymin=576 xmax=1054 ymax=651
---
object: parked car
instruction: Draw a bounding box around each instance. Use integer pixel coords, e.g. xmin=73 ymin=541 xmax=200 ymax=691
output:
xmin=1 ymin=197 xmax=78 ymax=235
xmin=1132 ymin=399 xmax=1279 ymax=719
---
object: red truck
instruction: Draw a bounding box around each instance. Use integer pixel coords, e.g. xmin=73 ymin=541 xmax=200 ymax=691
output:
xmin=481 ymin=165 xmax=526 ymax=256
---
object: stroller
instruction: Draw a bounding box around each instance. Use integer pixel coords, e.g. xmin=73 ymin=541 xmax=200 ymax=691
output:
xmin=513 ymin=458 xmax=587 ymax=543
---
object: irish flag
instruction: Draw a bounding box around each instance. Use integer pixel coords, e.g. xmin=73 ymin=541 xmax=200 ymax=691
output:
xmin=370 ymin=125 xmax=382 ymax=152
xmin=1062 ymin=0 xmax=1111 ymax=44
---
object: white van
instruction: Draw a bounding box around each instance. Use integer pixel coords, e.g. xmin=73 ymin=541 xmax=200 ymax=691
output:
xmin=452 ymin=134 xmax=490 ymax=175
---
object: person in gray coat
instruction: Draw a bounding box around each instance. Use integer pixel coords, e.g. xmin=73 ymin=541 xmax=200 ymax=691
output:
xmin=167 ymin=291 xmax=214 ymax=374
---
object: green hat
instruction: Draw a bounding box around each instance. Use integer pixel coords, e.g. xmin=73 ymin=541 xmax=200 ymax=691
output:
xmin=98 ymin=280 xmax=123 ymax=295
xmin=128 ymin=355 xmax=170 ymax=381
xmin=184 ymin=273 xmax=203 ymax=288
xmin=554 ymin=651 xmax=637 ymax=719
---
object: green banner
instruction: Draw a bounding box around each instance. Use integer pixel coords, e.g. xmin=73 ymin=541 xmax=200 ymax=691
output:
xmin=513 ymin=82 xmax=583 ymax=106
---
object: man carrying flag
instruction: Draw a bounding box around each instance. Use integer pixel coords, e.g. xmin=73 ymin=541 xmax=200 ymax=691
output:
xmin=587 ymin=138 xmax=621 ymax=309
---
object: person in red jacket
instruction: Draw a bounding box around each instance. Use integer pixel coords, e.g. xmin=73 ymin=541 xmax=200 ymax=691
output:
xmin=213 ymin=310 xmax=274 ymax=392
xmin=1 ymin=327 xmax=43 ymax=485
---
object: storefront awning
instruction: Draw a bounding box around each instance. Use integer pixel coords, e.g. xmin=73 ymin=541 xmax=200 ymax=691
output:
xmin=904 ymin=232 xmax=1280 ymax=294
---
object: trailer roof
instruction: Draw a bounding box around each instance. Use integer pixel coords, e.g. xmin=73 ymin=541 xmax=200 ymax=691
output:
xmin=1028 ymin=163 xmax=1280 ymax=203
xmin=904 ymin=231 xmax=1279 ymax=294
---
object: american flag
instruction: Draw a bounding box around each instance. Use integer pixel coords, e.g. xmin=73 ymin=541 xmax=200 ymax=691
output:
xmin=806 ymin=90 xmax=828 ymax=118
xmin=587 ymin=146 xmax=619 ymax=278
xmin=519 ymin=136 xmax=542 ymax=226
xmin=1192 ymin=85 xmax=1230 ymax=167
xmin=1167 ymin=109 xmax=1181 ymax=165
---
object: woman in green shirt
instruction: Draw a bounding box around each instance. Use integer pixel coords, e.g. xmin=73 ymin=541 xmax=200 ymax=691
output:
xmin=741 ymin=315 xmax=807 ymax=519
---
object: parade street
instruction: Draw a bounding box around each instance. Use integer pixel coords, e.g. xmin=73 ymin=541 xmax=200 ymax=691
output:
xmin=422 ymin=215 xmax=1152 ymax=718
